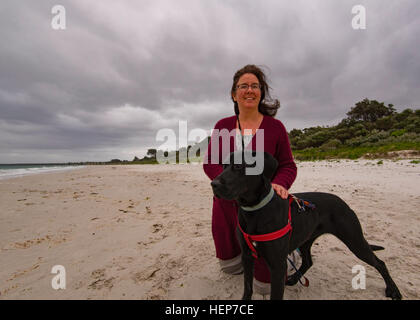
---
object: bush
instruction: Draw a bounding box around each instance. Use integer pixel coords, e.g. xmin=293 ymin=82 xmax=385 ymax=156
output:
xmin=407 ymin=120 xmax=420 ymax=133
xmin=376 ymin=116 xmax=395 ymax=130
xmin=394 ymin=108 xmax=413 ymax=122
xmin=366 ymin=130 xmax=389 ymax=143
xmin=310 ymin=130 xmax=332 ymax=148
xmin=391 ymin=129 xmax=406 ymax=137
xmin=320 ymin=139 xmax=342 ymax=151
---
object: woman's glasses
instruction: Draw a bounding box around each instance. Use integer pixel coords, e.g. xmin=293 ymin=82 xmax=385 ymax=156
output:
xmin=236 ymin=83 xmax=261 ymax=91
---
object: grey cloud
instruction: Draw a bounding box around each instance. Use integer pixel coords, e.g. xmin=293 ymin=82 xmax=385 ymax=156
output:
xmin=0 ymin=0 xmax=419 ymax=162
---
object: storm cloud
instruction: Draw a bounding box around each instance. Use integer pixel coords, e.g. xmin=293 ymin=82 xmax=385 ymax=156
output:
xmin=1 ymin=0 xmax=419 ymax=162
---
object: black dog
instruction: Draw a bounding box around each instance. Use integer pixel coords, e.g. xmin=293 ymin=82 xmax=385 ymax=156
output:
xmin=211 ymin=151 xmax=402 ymax=300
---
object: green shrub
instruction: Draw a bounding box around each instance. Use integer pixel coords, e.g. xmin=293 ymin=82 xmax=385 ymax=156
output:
xmin=320 ymin=139 xmax=342 ymax=151
xmin=391 ymin=129 xmax=406 ymax=137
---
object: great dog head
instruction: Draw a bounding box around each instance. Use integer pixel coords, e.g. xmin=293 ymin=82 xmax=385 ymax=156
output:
xmin=211 ymin=151 xmax=278 ymax=202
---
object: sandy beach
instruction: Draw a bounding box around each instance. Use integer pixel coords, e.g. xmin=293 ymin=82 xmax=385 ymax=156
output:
xmin=0 ymin=159 xmax=419 ymax=300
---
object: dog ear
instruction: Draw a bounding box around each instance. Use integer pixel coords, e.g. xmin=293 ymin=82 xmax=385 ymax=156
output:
xmin=263 ymin=152 xmax=278 ymax=180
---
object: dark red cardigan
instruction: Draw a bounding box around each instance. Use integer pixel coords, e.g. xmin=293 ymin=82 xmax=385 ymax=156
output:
xmin=203 ymin=115 xmax=297 ymax=189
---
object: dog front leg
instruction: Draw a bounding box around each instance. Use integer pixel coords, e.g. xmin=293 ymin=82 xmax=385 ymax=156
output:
xmin=237 ymin=227 xmax=255 ymax=300
xmin=241 ymin=252 xmax=254 ymax=300
xmin=268 ymin=258 xmax=287 ymax=300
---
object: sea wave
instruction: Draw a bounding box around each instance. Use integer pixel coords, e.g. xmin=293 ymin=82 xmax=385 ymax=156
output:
xmin=0 ymin=166 xmax=85 ymax=180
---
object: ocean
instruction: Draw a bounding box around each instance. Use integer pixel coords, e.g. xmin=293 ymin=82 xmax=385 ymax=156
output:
xmin=0 ymin=164 xmax=85 ymax=180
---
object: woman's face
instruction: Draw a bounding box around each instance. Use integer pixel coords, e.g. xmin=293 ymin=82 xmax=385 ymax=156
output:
xmin=232 ymin=73 xmax=261 ymax=112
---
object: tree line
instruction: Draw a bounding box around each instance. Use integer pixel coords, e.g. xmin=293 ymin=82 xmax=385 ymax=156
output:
xmin=290 ymin=98 xmax=420 ymax=160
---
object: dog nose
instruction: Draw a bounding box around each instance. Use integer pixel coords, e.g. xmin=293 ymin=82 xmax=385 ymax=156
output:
xmin=211 ymin=180 xmax=220 ymax=189
xmin=211 ymin=180 xmax=222 ymax=198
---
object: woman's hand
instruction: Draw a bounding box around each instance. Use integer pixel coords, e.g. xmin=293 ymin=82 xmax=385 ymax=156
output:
xmin=272 ymin=183 xmax=289 ymax=199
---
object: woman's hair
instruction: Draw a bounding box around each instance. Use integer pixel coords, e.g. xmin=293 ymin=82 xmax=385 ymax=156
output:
xmin=231 ymin=64 xmax=280 ymax=117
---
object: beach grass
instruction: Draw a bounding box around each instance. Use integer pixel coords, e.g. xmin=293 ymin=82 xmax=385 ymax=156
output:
xmin=292 ymin=141 xmax=420 ymax=161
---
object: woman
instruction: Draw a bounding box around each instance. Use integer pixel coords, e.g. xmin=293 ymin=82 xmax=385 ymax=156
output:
xmin=203 ymin=64 xmax=298 ymax=295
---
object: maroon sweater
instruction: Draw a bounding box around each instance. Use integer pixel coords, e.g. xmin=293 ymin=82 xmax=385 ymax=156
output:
xmin=203 ymin=115 xmax=297 ymax=189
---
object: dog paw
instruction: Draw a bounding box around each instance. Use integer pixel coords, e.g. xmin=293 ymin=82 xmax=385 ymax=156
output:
xmin=386 ymin=286 xmax=402 ymax=300
xmin=242 ymin=293 xmax=253 ymax=300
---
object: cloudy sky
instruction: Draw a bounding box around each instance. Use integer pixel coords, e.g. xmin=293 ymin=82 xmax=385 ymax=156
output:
xmin=1 ymin=0 xmax=419 ymax=163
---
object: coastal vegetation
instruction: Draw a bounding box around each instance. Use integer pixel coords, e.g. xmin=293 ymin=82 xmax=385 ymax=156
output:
xmin=289 ymin=99 xmax=420 ymax=160
xmin=92 ymin=98 xmax=420 ymax=165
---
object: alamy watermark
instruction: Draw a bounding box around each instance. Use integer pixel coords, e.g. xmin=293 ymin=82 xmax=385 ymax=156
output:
xmin=155 ymin=121 xmax=265 ymax=175
xmin=51 ymin=5 xmax=66 ymax=30
xmin=352 ymin=5 xmax=366 ymax=30
xmin=51 ymin=265 xmax=66 ymax=290
xmin=352 ymin=264 xmax=366 ymax=290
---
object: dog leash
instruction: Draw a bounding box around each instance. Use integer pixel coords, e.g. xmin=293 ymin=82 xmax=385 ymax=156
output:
xmin=291 ymin=194 xmax=316 ymax=212
xmin=287 ymin=256 xmax=310 ymax=287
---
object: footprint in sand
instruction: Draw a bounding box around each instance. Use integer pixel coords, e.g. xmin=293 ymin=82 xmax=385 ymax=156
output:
xmin=152 ymin=224 xmax=163 ymax=233
xmin=132 ymin=267 xmax=160 ymax=283
xmin=88 ymin=268 xmax=115 ymax=290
